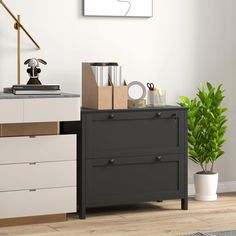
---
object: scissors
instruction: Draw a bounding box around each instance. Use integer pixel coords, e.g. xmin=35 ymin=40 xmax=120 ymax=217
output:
xmin=147 ymin=83 xmax=155 ymax=91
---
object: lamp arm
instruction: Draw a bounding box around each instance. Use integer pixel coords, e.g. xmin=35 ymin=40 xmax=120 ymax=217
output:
xmin=0 ymin=0 xmax=40 ymax=49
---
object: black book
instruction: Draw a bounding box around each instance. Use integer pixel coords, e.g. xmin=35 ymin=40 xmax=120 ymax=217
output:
xmin=12 ymin=84 xmax=60 ymax=91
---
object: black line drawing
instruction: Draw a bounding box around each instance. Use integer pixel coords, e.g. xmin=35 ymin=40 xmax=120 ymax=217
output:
xmin=117 ymin=0 xmax=131 ymax=16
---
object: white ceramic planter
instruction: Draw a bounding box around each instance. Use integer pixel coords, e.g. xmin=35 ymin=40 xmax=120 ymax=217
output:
xmin=194 ymin=172 xmax=218 ymax=201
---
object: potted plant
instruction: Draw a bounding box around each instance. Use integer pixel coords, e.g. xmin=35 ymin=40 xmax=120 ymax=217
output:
xmin=179 ymin=82 xmax=227 ymax=201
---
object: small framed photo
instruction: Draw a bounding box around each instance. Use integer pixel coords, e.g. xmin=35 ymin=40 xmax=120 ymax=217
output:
xmin=83 ymin=0 xmax=153 ymax=17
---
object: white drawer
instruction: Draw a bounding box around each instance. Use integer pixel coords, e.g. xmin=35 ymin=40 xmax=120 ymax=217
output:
xmin=0 ymin=161 xmax=76 ymax=192
xmin=23 ymin=98 xmax=80 ymax=122
xmin=0 ymin=100 xmax=23 ymax=123
xmin=0 ymin=187 xmax=76 ymax=219
xmin=0 ymin=134 xmax=76 ymax=164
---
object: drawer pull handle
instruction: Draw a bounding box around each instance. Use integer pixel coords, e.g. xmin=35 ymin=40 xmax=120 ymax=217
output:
xmin=29 ymin=162 xmax=36 ymax=165
xmin=108 ymin=159 xmax=116 ymax=165
xmin=172 ymin=114 xmax=177 ymax=119
xmin=29 ymin=189 xmax=37 ymax=192
xmin=156 ymin=112 xmax=162 ymax=118
xmin=29 ymin=136 xmax=36 ymax=138
xmin=108 ymin=114 xmax=115 ymax=119
xmin=155 ymin=156 xmax=162 ymax=161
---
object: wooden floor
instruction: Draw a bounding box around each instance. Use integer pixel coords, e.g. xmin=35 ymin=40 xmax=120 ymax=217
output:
xmin=0 ymin=193 xmax=236 ymax=236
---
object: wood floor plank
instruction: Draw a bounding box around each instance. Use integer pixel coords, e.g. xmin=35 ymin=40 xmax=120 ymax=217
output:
xmin=0 ymin=193 xmax=235 ymax=236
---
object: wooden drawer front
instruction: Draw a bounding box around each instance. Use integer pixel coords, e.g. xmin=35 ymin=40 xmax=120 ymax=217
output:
xmin=0 ymin=134 xmax=76 ymax=165
xmin=86 ymin=110 xmax=186 ymax=158
xmin=0 ymin=161 xmax=76 ymax=192
xmin=0 ymin=187 xmax=76 ymax=219
xmin=86 ymin=155 xmax=184 ymax=207
xmin=0 ymin=100 xmax=23 ymax=123
xmin=24 ymin=98 xmax=80 ymax=122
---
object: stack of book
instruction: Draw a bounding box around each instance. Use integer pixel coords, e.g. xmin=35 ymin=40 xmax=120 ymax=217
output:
xmin=12 ymin=85 xmax=61 ymax=95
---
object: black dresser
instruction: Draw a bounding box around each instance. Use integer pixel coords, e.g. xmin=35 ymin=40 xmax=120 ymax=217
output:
xmin=61 ymin=106 xmax=188 ymax=219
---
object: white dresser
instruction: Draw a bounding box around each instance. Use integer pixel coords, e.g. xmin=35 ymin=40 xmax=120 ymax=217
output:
xmin=0 ymin=93 xmax=80 ymax=219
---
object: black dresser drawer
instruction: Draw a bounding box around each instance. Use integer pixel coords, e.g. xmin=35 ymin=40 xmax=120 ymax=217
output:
xmin=85 ymin=110 xmax=185 ymax=158
xmin=86 ymin=154 xmax=184 ymax=207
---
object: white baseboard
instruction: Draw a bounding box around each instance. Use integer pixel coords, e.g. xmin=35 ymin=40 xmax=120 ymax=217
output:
xmin=188 ymin=181 xmax=236 ymax=196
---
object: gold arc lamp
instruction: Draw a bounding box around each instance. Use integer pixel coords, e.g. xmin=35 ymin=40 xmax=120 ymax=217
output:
xmin=0 ymin=0 xmax=40 ymax=85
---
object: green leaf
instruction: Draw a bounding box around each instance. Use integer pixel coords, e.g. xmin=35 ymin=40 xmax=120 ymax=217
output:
xmin=206 ymin=82 xmax=213 ymax=91
xmin=179 ymin=96 xmax=190 ymax=107
xmin=189 ymin=149 xmax=198 ymax=157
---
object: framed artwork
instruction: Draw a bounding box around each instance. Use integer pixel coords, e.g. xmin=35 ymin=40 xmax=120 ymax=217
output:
xmin=83 ymin=0 xmax=153 ymax=17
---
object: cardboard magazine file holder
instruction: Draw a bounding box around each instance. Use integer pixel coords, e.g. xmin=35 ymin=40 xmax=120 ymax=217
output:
xmin=82 ymin=63 xmax=112 ymax=110
xmin=112 ymin=81 xmax=128 ymax=109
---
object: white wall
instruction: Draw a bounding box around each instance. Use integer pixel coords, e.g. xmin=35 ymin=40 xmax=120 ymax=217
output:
xmin=0 ymin=0 xmax=235 ymax=184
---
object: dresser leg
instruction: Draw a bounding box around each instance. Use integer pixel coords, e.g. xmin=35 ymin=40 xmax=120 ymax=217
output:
xmin=79 ymin=205 xmax=86 ymax=219
xmin=181 ymin=198 xmax=188 ymax=210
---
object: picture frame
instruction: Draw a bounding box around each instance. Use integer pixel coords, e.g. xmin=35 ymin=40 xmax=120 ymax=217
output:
xmin=83 ymin=0 xmax=153 ymax=17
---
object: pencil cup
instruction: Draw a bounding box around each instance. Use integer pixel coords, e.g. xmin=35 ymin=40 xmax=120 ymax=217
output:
xmin=147 ymin=90 xmax=166 ymax=106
